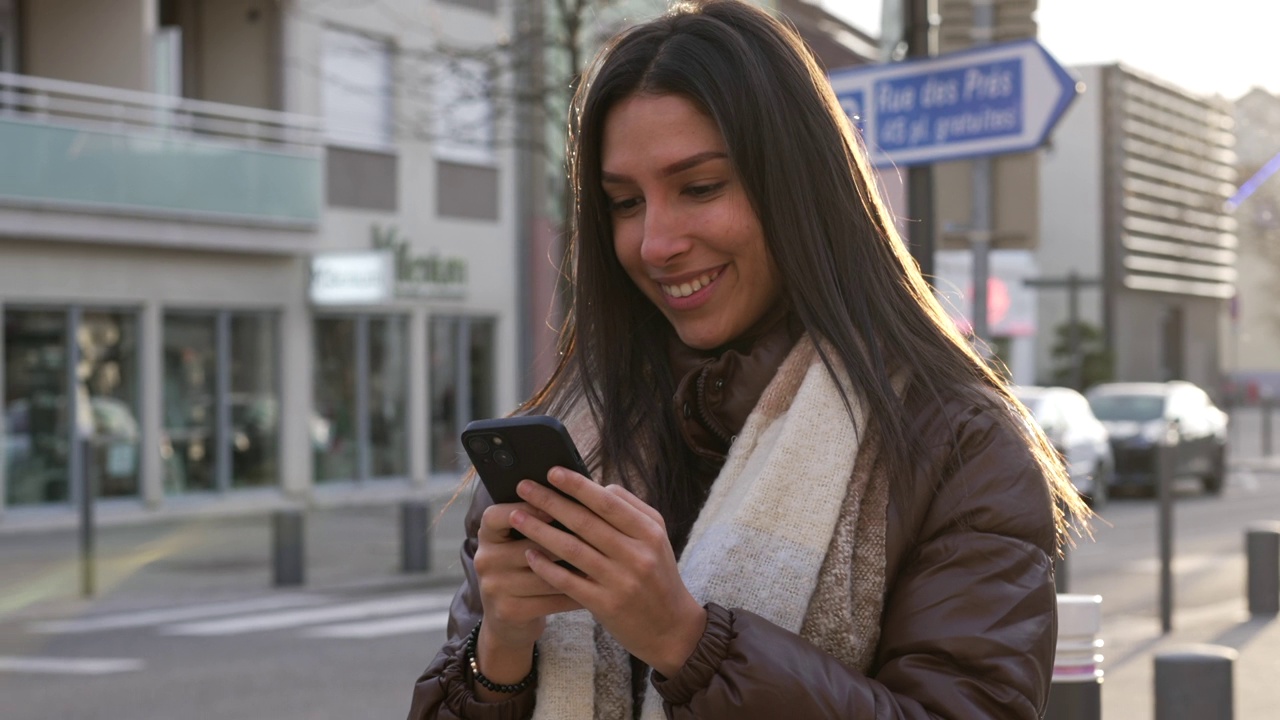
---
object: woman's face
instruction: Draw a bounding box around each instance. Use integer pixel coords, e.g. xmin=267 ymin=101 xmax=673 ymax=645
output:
xmin=601 ymin=93 xmax=781 ymax=351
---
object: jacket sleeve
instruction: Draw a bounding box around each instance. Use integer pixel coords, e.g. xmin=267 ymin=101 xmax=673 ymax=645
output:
xmin=651 ymin=403 xmax=1060 ymax=719
xmin=407 ymin=485 xmax=538 ymax=720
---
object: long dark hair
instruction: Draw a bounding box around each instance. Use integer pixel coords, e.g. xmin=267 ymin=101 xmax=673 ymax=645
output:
xmin=525 ymin=0 xmax=1088 ymax=550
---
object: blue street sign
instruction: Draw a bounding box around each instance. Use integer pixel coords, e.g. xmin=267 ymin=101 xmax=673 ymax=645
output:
xmin=828 ymin=39 xmax=1082 ymax=167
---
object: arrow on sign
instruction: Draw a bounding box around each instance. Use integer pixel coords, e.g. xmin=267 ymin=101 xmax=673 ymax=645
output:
xmin=828 ymin=39 xmax=1082 ymax=167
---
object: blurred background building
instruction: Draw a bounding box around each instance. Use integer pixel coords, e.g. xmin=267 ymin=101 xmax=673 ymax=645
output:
xmin=0 ymin=0 xmax=1264 ymax=525
xmin=1038 ymin=64 xmax=1236 ymax=394
xmin=0 ymin=0 xmax=878 ymax=526
xmin=1229 ymin=88 xmax=1280 ymax=400
xmin=0 ymin=0 xmax=522 ymax=518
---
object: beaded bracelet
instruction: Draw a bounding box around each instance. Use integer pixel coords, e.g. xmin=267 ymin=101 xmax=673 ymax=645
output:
xmin=465 ymin=621 xmax=539 ymax=694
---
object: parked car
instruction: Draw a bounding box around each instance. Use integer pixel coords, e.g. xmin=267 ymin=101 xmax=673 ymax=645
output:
xmin=1014 ymin=386 xmax=1114 ymax=507
xmin=1085 ymin=381 xmax=1228 ymax=496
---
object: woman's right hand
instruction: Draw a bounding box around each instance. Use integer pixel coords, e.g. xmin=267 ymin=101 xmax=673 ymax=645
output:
xmin=472 ymin=501 xmax=582 ymax=696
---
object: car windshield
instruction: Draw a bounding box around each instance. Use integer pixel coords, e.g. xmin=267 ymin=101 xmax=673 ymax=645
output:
xmin=1088 ymin=394 xmax=1165 ymax=422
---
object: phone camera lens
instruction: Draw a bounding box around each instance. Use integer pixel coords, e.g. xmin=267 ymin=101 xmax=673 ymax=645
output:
xmin=492 ymin=448 xmax=515 ymax=467
xmin=466 ymin=436 xmax=490 ymax=455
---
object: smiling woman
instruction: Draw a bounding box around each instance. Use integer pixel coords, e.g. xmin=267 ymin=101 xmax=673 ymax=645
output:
xmin=602 ymin=94 xmax=780 ymax=350
xmin=408 ymin=2 xmax=1089 ymax=719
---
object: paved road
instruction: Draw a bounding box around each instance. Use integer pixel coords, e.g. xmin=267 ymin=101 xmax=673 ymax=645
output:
xmin=0 ymin=583 xmax=458 ymax=720
xmin=2 ymin=465 xmax=1279 ymax=719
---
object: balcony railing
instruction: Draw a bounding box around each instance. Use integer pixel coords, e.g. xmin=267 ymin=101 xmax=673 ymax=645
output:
xmin=0 ymin=71 xmax=323 ymax=226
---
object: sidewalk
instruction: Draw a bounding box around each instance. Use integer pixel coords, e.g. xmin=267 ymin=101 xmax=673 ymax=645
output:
xmin=1098 ymin=601 xmax=1280 ymax=719
xmin=0 ymin=481 xmax=475 ymax=624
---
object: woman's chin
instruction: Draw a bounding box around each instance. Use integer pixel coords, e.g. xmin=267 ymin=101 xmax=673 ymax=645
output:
xmin=671 ymin=324 xmax=729 ymax=351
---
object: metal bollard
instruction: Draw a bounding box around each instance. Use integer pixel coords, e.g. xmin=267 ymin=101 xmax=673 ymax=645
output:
xmin=401 ymin=500 xmax=432 ymax=574
xmin=1045 ymin=594 xmax=1103 ymax=720
xmin=1246 ymin=523 xmax=1280 ymax=616
xmin=272 ymin=509 xmax=306 ymax=587
xmin=1154 ymin=645 xmax=1237 ymax=720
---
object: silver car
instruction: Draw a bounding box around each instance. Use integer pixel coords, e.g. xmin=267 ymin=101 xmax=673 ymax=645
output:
xmin=1015 ymin=386 xmax=1114 ymax=508
xmin=1086 ymin=381 xmax=1229 ymax=496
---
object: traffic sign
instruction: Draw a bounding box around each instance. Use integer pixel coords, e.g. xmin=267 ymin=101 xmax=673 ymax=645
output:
xmin=828 ymin=40 xmax=1081 ymax=167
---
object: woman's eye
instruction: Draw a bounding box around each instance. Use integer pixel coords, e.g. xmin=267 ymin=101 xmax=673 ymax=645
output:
xmin=686 ymin=182 xmax=726 ymax=198
xmin=609 ymin=197 xmax=642 ymax=213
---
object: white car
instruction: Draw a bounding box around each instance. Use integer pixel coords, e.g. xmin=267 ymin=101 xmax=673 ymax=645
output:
xmin=1014 ymin=386 xmax=1114 ymax=508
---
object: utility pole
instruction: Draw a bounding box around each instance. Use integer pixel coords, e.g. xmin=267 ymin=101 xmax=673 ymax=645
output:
xmin=968 ymin=0 xmax=994 ymax=348
xmin=896 ymin=0 xmax=939 ymax=281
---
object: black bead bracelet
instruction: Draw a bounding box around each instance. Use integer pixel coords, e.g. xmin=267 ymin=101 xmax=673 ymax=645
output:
xmin=465 ymin=621 xmax=539 ymax=694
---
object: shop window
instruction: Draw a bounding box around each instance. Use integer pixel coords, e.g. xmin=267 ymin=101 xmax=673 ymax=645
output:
xmin=230 ymin=315 xmax=279 ymax=488
xmin=430 ymin=316 xmax=496 ymax=473
xmin=163 ymin=311 xmax=279 ymax=494
xmin=314 ymin=314 xmax=408 ymax=482
xmin=4 ymin=308 xmax=140 ymax=506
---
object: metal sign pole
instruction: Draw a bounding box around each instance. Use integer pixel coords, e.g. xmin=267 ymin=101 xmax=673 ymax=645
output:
xmin=1158 ymin=427 xmax=1177 ymax=633
xmin=79 ymin=437 xmax=97 ymax=598
xmin=969 ymin=1 xmax=995 ymax=351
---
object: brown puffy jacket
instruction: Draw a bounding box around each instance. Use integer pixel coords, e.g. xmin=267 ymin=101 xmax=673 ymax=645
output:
xmin=407 ymin=386 xmax=1059 ymax=719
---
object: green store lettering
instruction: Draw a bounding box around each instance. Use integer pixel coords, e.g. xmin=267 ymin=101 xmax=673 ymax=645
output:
xmin=371 ymin=225 xmax=467 ymax=288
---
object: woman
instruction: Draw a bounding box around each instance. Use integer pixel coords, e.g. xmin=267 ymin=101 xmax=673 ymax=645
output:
xmin=409 ymin=1 xmax=1087 ymax=718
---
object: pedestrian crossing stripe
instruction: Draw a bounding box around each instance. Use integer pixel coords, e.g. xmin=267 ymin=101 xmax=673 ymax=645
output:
xmin=0 ymin=656 xmax=144 ymax=675
xmin=303 ymin=610 xmax=452 ymax=638
xmin=22 ymin=590 xmax=458 ymax=639
xmin=161 ymin=593 xmax=454 ymax=637
xmin=31 ymin=594 xmax=331 ymax=634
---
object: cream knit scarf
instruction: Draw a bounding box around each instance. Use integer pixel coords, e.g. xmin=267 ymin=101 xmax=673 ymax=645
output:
xmin=533 ymin=337 xmax=889 ymax=720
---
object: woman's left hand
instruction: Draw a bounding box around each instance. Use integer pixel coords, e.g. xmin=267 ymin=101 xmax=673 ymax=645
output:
xmin=510 ymin=467 xmax=707 ymax=678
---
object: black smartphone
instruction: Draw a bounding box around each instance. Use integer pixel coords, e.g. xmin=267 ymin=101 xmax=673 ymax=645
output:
xmin=462 ymin=416 xmax=591 ymax=572
xmin=461 ymin=415 xmax=591 ymax=504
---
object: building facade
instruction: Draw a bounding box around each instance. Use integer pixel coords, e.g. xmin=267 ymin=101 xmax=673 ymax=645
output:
xmin=1038 ymin=64 xmax=1236 ymax=393
xmin=1228 ymin=88 xmax=1280 ymax=398
xmin=0 ymin=0 xmax=522 ymax=523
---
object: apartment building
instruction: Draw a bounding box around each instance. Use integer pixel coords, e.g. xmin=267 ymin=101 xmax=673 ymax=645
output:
xmin=0 ymin=0 xmax=522 ymax=522
xmin=1228 ymin=88 xmax=1280 ymax=398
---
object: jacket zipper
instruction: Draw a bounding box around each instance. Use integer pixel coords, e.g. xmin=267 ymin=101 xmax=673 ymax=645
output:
xmin=695 ymin=368 xmax=735 ymax=446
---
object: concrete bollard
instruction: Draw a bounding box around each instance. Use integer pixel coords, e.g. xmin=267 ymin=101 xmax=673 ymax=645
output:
xmin=1246 ymin=523 xmax=1280 ymax=616
xmin=272 ymin=509 xmax=306 ymax=587
xmin=401 ymin=500 xmax=432 ymax=574
xmin=1045 ymin=594 xmax=1103 ymax=720
xmin=1264 ymin=399 xmax=1274 ymax=457
xmin=1154 ymin=645 xmax=1237 ymax=720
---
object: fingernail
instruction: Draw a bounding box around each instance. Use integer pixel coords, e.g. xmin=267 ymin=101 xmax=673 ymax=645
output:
xmin=525 ymin=549 xmax=541 ymax=564
xmin=510 ymin=510 xmax=526 ymax=526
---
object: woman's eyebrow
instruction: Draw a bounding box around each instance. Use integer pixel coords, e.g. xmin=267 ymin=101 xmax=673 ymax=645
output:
xmin=601 ymin=150 xmax=728 ymax=184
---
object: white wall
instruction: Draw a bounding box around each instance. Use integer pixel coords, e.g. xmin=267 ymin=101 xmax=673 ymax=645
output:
xmin=285 ymin=0 xmax=523 ymax=477
xmin=1035 ymin=65 xmax=1107 ymax=384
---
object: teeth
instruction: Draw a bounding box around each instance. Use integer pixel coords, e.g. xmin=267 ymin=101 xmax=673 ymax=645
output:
xmin=662 ymin=270 xmax=720 ymax=298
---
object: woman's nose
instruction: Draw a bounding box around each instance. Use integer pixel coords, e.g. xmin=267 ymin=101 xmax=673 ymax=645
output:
xmin=639 ymin=202 xmax=691 ymax=267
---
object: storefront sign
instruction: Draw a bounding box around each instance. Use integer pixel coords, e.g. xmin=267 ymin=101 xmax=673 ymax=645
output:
xmin=309 ymin=251 xmax=394 ymax=305
xmin=371 ymin=225 xmax=468 ymax=299
xmin=934 ymin=249 xmax=1037 ymax=337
